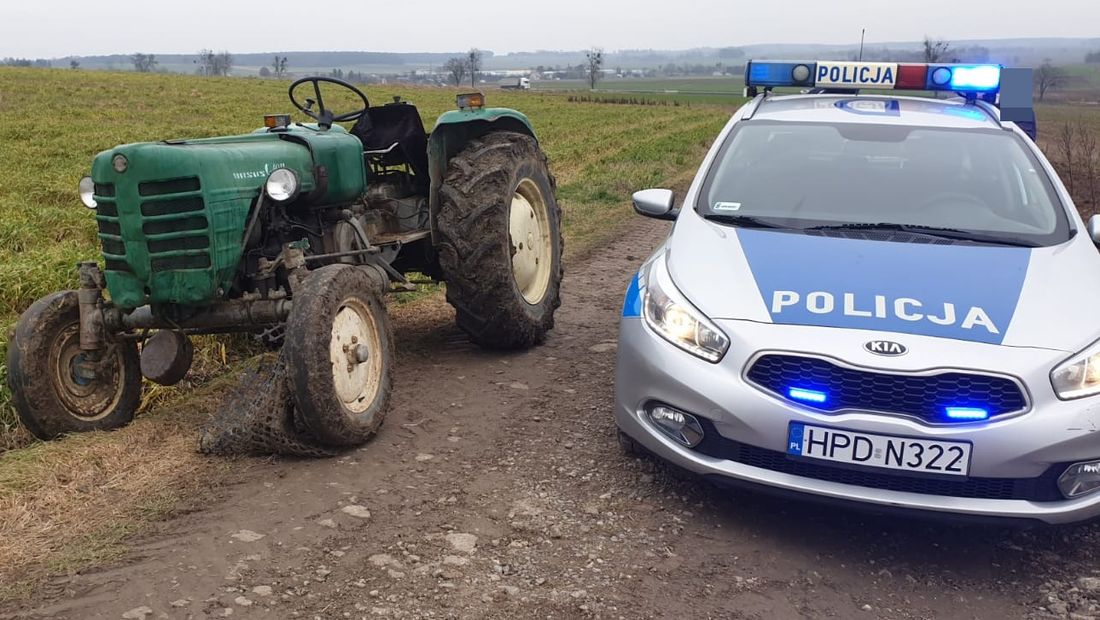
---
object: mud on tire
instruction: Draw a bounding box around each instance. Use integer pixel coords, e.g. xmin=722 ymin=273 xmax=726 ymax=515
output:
xmin=284 ymin=265 xmax=394 ymax=448
xmin=6 ymin=291 xmax=142 ymax=440
xmin=437 ymin=131 xmax=563 ymax=349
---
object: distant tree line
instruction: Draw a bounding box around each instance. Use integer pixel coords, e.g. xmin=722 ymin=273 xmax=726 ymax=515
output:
xmin=1087 ymin=50 xmax=1100 ymax=64
xmin=1 ymin=58 xmax=51 ymax=67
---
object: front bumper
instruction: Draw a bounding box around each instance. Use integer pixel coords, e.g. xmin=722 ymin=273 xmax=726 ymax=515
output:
xmin=614 ymin=318 xmax=1100 ymax=525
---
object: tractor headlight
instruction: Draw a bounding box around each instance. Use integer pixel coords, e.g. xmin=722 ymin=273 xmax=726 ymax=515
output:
xmin=1052 ymin=338 xmax=1100 ymax=400
xmin=78 ymin=176 xmax=97 ymax=209
xmin=265 ymin=168 xmax=299 ymax=202
xmin=642 ymin=255 xmax=729 ymax=363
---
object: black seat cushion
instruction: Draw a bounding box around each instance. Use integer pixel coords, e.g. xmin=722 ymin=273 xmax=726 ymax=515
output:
xmin=351 ymin=104 xmax=430 ymax=185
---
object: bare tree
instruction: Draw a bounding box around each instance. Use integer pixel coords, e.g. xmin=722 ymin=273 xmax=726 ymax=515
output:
xmin=466 ymin=48 xmax=482 ymax=87
xmin=585 ymin=48 xmax=604 ymax=89
xmin=1080 ymin=123 xmax=1099 ymax=210
xmin=922 ymin=37 xmax=951 ymax=63
xmin=198 ymin=49 xmax=233 ymax=77
xmin=131 ymin=53 xmax=158 ymax=72
xmin=1056 ymin=122 xmax=1076 ymax=195
xmin=1037 ymin=60 xmax=1067 ymax=101
xmin=444 ymin=57 xmax=467 ymax=86
xmin=272 ymin=55 xmax=288 ymax=78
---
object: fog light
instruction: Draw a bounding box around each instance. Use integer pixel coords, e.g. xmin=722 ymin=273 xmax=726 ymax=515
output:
xmin=1058 ymin=460 xmax=1100 ymax=499
xmin=112 ymin=153 xmax=128 ymax=173
xmin=645 ymin=404 xmax=704 ymax=448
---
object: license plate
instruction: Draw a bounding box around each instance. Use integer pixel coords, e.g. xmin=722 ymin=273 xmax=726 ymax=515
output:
xmin=787 ymin=422 xmax=971 ymax=477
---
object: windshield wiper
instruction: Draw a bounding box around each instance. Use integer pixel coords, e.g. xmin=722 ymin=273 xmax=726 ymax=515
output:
xmin=703 ymin=213 xmax=788 ymax=229
xmin=804 ymin=222 xmax=1040 ymax=247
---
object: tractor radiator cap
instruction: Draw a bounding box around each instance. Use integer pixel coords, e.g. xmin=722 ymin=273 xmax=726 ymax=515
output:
xmin=140 ymin=330 xmax=194 ymax=386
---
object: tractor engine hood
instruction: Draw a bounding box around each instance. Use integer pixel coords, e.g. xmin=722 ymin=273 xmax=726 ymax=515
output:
xmin=88 ymin=125 xmax=366 ymax=309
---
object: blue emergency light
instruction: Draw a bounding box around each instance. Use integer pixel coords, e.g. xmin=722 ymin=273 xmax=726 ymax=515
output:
xmin=745 ymin=60 xmax=1002 ymax=95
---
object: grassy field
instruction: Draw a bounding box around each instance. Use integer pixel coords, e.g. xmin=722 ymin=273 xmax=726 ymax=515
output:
xmin=533 ymin=76 xmax=747 ymax=106
xmin=0 ymin=68 xmax=734 ymax=450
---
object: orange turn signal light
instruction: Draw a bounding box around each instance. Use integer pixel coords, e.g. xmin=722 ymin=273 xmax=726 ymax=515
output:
xmin=264 ymin=114 xmax=291 ymax=129
xmin=456 ymin=93 xmax=485 ymax=110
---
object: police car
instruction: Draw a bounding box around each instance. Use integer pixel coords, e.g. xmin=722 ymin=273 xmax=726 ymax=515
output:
xmin=614 ymin=60 xmax=1100 ymax=524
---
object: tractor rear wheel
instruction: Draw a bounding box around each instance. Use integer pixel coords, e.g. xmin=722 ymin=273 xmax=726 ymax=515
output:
xmin=437 ymin=131 xmax=563 ymax=349
xmin=6 ymin=291 xmax=142 ymax=440
xmin=284 ymin=265 xmax=394 ymax=448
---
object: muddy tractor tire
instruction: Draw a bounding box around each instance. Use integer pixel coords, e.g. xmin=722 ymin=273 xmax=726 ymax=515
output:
xmin=437 ymin=131 xmax=563 ymax=349
xmin=6 ymin=291 xmax=142 ymax=440
xmin=284 ymin=265 xmax=394 ymax=448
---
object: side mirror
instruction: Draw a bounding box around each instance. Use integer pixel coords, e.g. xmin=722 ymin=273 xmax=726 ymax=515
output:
xmin=1089 ymin=215 xmax=1100 ymax=246
xmin=632 ymin=189 xmax=678 ymax=221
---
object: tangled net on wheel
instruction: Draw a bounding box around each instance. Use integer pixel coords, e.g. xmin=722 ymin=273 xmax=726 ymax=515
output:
xmin=198 ymin=350 xmax=341 ymax=458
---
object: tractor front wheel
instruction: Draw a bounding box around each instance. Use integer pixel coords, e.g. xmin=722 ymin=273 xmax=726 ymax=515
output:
xmin=437 ymin=131 xmax=563 ymax=349
xmin=6 ymin=291 xmax=142 ymax=440
xmin=284 ymin=265 xmax=394 ymax=448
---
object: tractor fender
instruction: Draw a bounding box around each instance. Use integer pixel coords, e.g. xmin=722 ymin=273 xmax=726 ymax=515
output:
xmin=427 ymin=108 xmax=538 ymax=243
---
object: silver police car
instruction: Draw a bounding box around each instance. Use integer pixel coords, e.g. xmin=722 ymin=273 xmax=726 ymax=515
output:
xmin=614 ymin=60 xmax=1100 ymax=524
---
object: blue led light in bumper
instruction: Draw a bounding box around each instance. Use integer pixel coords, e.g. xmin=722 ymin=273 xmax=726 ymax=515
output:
xmin=788 ymin=387 xmax=828 ymax=404
xmin=945 ymin=407 xmax=990 ymax=420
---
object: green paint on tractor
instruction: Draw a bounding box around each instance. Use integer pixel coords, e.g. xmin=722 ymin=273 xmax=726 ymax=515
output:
xmin=91 ymin=125 xmax=366 ymax=308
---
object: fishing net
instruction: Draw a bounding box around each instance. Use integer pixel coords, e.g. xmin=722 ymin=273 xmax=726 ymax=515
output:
xmin=198 ymin=350 xmax=340 ymax=458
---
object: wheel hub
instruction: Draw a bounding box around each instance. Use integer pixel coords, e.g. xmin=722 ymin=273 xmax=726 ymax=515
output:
xmin=509 ymin=178 xmax=553 ymax=305
xmin=329 ymin=299 xmax=383 ymax=414
xmin=51 ymin=326 xmax=125 ymax=420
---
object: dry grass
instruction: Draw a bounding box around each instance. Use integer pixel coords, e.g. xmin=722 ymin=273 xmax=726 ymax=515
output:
xmin=0 ymin=67 xmax=727 ymax=603
xmin=0 ymin=379 xmax=236 ymax=601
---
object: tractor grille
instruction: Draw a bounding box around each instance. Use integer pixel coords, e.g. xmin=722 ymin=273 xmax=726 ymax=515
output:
xmin=94 ymin=183 xmax=130 ymax=273
xmin=138 ymin=177 xmax=212 ymax=273
xmin=745 ymin=354 xmax=1028 ymax=424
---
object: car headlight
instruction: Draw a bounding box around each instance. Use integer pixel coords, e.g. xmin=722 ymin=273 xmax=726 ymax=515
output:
xmin=78 ymin=176 xmax=97 ymax=209
xmin=642 ymin=255 xmax=729 ymax=363
xmin=265 ymin=168 xmax=299 ymax=202
xmin=1051 ymin=338 xmax=1100 ymax=399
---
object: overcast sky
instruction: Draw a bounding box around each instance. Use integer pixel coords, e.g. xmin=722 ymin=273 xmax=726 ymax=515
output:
xmin=3 ymin=0 xmax=1098 ymax=58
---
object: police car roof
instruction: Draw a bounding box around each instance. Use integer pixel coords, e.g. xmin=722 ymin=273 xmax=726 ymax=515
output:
xmin=751 ymin=94 xmax=1002 ymax=130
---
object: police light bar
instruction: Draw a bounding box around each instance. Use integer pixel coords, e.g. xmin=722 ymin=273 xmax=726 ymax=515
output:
xmin=745 ymin=60 xmax=1002 ymax=94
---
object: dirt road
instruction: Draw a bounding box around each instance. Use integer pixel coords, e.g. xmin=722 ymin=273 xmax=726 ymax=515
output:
xmin=8 ymin=218 xmax=1100 ymax=619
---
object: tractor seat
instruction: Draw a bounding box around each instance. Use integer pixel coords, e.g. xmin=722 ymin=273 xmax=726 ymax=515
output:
xmin=351 ymin=103 xmax=430 ymax=187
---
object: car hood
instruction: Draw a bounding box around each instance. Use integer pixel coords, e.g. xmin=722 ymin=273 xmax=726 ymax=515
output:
xmin=666 ymin=212 xmax=1100 ymax=352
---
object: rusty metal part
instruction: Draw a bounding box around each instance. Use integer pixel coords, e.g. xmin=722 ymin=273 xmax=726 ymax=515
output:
xmin=140 ymin=330 xmax=194 ymax=386
xmin=77 ymin=262 xmax=106 ymax=354
xmin=111 ymin=299 xmax=292 ymax=332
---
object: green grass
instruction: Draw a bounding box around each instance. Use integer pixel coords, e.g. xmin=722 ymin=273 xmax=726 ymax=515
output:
xmin=0 ymin=67 xmax=732 ymax=449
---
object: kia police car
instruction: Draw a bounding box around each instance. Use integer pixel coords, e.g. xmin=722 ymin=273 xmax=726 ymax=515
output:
xmin=614 ymin=60 xmax=1100 ymax=524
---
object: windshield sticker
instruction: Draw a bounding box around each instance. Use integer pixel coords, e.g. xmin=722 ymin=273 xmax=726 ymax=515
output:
xmin=713 ymin=202 xmax=742 ymax=212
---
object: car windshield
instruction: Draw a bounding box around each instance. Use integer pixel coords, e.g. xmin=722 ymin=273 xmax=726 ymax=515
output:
xmin=698 ymin=120 xmax=1070 ymax=247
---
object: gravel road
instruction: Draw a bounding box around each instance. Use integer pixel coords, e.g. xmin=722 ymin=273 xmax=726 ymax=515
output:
xmin=8 ymin=218 xmax=1100 ymax=620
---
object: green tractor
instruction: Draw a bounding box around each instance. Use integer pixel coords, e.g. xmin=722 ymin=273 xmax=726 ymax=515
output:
xmin=6 ymin=78 xmax=563 ymax=446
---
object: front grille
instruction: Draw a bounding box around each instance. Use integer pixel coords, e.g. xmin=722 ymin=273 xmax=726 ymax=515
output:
xmin=693 ymin=421 xmax=1064 ymax=502
xmin=137 ymin=176 xmax=211 ymax=273
xmin=97 ymin=218 xmax=121 ymax=237
xmin=141 ymin=197 xmax=204 ymax=217
xmin=152 ymin=255 xmax=211 ymax=272
xmin=139 ymin=176 xmax=200 ymax=196
xmin=746 ymin=354 xmax=1027 ymax=424
xmin=94 ymin=183 xmax=115 ymax=197
xmin=142 ymin=215 xmax=207 ymax=235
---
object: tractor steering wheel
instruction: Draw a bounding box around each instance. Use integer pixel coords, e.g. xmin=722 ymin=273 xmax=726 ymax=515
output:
xmin=289 ymin=77 xmax=371 ymax=129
